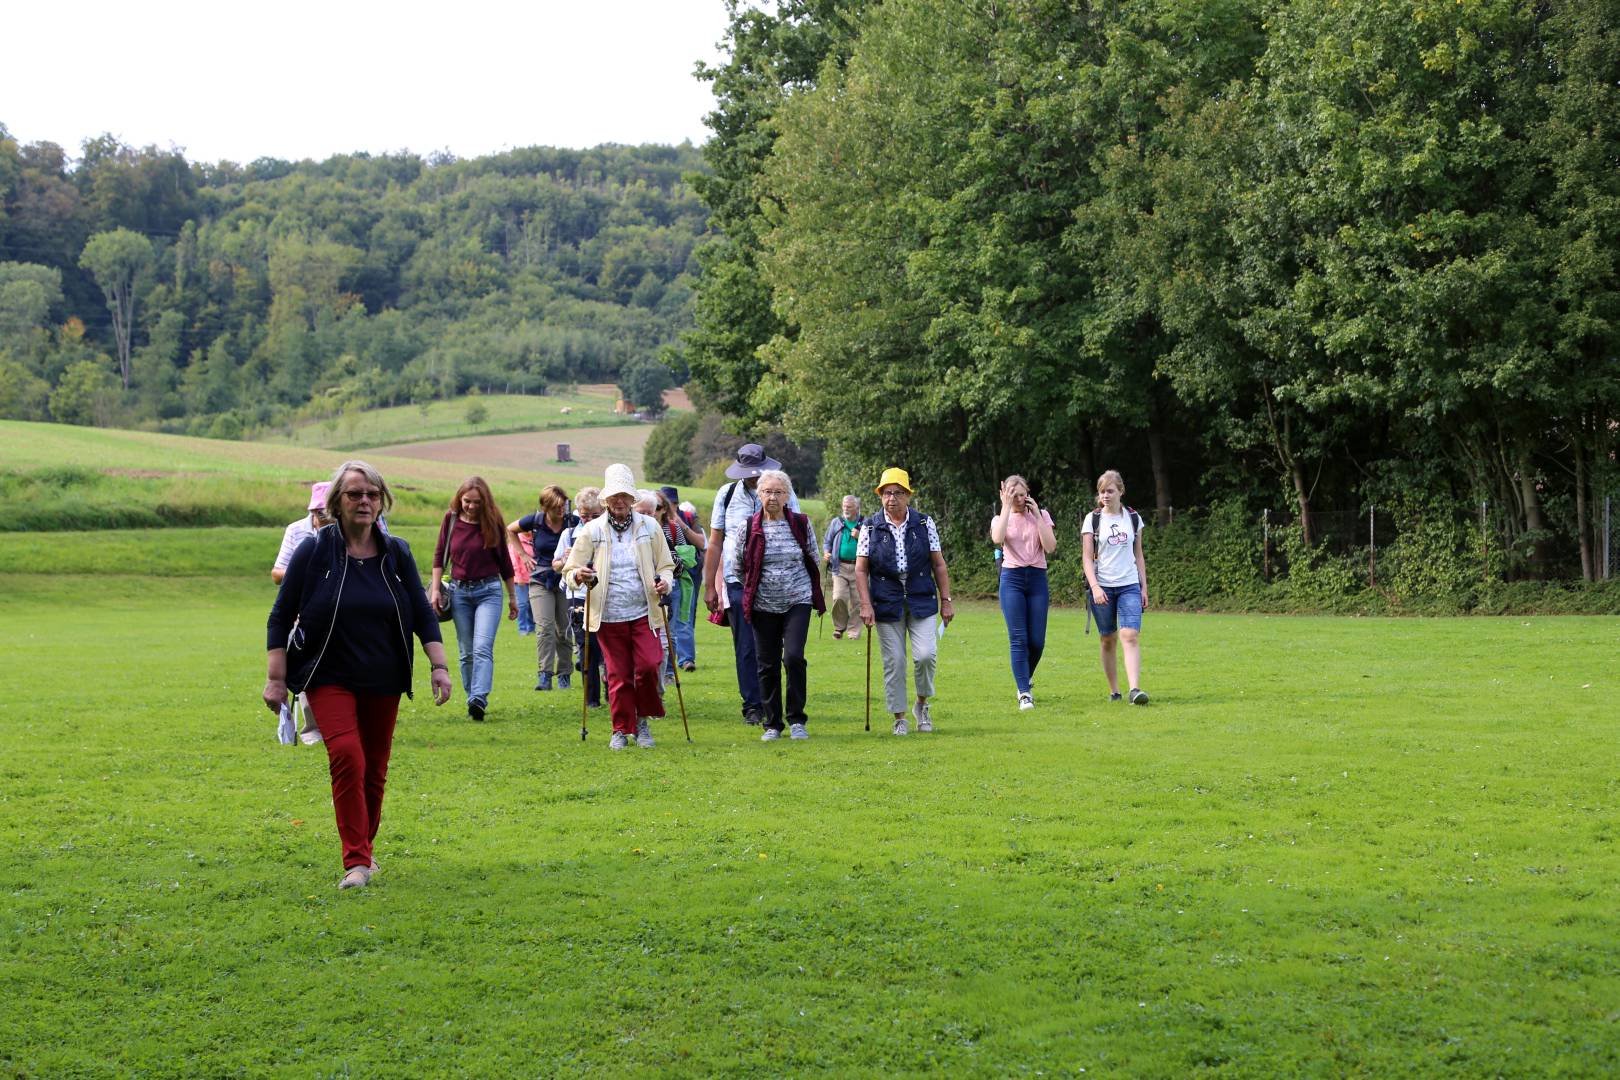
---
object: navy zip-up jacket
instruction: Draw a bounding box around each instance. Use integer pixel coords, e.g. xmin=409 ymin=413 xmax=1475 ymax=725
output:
xmin=267 ymin=525 xmax=442 ymax=696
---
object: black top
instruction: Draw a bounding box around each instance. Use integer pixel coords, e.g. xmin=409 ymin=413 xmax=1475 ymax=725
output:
xmin=311 ymin=555 xmax=402 ymax=693
xmin=517 ymin=511 xmax=579 ymax=590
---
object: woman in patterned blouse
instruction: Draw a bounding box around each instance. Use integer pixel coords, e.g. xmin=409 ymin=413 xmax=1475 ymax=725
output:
xmin=739 ymin=469 xmax=825 ymax=742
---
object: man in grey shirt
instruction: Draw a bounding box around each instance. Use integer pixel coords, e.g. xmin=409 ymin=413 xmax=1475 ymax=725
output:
xmin=702 ymin=443 xmax=800 ymax=726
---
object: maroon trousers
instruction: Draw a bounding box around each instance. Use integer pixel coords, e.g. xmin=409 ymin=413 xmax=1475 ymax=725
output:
xmin=305 ymin=686 xmax=400 ymax=870
xmin=594 ymin=616 xmax=666 ymax=735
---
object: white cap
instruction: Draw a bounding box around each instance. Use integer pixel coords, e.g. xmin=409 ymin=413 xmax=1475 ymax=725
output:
xmin=601 ymin=463 xmax=637 ymax=500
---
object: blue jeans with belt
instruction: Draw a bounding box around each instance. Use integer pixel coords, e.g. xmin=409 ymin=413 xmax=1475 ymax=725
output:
xmin=449 ymin=576 xmax=503 ymax=707
xmin=998 ymin=566 xmax=1050 ymax=695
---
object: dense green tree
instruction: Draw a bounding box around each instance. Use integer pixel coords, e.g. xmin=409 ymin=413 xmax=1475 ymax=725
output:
xmin=49 ymin=356 xmax=121 ymax=425
xmin=643 ymin=410 xmax=702 ymax=485
xmin=79 ymin=228 xmax=153 ymax=388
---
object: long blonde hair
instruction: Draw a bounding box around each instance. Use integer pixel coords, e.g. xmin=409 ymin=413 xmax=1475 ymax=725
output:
xmin=1096 ymin=469 xmax=1125 ymax=497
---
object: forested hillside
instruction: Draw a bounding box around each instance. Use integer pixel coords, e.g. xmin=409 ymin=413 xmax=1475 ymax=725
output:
xmin=0 ymin=133 xmax=706 ymax=436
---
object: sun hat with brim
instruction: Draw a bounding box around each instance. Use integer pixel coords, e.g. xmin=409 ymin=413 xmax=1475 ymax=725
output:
xmin=875 ymin=467 xmax=912 ymax=495
xmin=725 ymin=443 xmax=782 ymax=480
xmin=601 ymin=463 xmax=638 ymax=500
xmin=307 ymin=481 xmax=332 ymax=511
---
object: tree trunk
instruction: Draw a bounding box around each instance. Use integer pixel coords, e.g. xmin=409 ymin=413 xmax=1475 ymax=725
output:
xmin=1575 ymin=416 xmax=1594 ymax=582
xmin=1291 ymin=456 xmax=1314 ymax=548
xmin=1517 ymin=449 xmax=1549 ymax=579
xmin=1077 ymin=423 xmax=1096 ymax=504
xmin=1147 ymin=397 xmax=1172 ymax=525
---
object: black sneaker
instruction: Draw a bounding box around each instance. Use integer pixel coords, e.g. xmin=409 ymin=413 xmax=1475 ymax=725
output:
xmin=743 ymin=706 xmax=763 ymax=726
xmin=469 ymin=700 xmax=486 ymax=721
xmin=1129 ymin=688 xmax=1149 ymax=705
xmin=1109 ymin=691 xmax=1123 ymax=702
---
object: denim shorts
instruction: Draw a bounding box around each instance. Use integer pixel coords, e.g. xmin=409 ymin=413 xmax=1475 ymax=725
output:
xmin=1091 ymin=583 xmax=1143 ymax=636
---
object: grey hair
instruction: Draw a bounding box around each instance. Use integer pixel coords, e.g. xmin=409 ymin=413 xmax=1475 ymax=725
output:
xmin=634 ymin=489 xmax=658 ymax=512
xmin=842 ymin=494 xmax=862 ymax=509
xmin=757 ymin=469 xmax=792 ymax=494
xmin=575 ymin=486 xmax=603 ymax=514
xmin=325 ymin=460 xmax=393 ymax=519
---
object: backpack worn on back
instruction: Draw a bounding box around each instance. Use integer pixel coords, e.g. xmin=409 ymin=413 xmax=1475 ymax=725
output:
xmin=1087 ymin=506 xmax=1143 ymax=544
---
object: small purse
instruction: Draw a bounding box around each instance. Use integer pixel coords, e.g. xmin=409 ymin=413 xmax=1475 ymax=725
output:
xmin=435 ymin=513 xmax=456 ymax=622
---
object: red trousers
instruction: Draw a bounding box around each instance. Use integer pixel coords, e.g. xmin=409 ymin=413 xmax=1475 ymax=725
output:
xmin=305 ymin=686 xmax=400 ymax=870
xmin=593 ymin=617 xmax=665 ymax=735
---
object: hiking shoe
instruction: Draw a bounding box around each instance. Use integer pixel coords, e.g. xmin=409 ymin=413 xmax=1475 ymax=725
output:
xmin=536 ymin=671 xmax=552 ymax=691
xmin=680 ymin=661 xmax=695 ymax=672
xmin=789 ymin=723 xmax=809 ymax=740
xmin=608 ymin=732 xmax=628 ymax=750
xmin=557 ymin=673 xmax=571 ymax=691
xmin=1018 ymin=693 xmax=1034 ymax=711
xmin=636 ymin=718 xmax=655 ymax=748
xmin=833 ymin=630 xmax=843 ymax=640
xmin=338 ymin=866 xmax=372 ymax=890
xmin=913 ymin=701 xmax=933 ymax=733
xmin=892 ymin=717 xmax=908 ymax=736
xmin=468 ymin=699 xmax=486 ymax=721
xmin=743 ymin=706 xmax=764 ymax=726
xmin=761 ymin=728 xmax=780 ymax=742
xmin=1109 ymin=691 xmax=1123 ymax=702
xmin=1129 ymin=687 xmax=1150 ymax=705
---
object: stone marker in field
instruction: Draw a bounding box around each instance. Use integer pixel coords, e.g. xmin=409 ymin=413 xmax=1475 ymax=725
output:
xmin=557 ymin=443 xmax=572 ymax=462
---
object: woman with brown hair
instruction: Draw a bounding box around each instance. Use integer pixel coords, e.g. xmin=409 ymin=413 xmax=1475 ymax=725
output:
xmin=508 ymin=483 xmax=579 ymax=691
xmin=429 ymin=476 xmax=518 ymax=721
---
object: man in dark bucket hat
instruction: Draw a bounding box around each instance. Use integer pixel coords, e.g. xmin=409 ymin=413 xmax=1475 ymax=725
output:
xmin=703 ymin=443 xmax=795 ymax=726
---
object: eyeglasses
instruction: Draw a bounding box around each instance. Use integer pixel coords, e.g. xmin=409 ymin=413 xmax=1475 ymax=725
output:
xmin=342 ymin=489 xmax=381 ymax=503
xmin=880 ymin=488 xmax=909 ymax=498
xmin=758 ymin=488 xmax=790 ymax=498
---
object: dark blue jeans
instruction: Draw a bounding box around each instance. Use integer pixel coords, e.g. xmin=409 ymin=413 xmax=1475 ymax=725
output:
xmin=998 ymin=566 xmax=1050 ymax=694
xmin=726 ymin=580 xmax=763 ymax=715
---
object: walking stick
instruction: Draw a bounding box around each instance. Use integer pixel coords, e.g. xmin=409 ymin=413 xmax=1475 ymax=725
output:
xmin=864 ymin=624 xmax=872 ymax=732
xmin=660 ymin=599 xmax=692 ymax=742
xmin=580 ymin=581 xmax=593 ymax=741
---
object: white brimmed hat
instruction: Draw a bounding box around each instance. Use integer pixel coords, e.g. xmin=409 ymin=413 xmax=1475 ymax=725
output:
xmin=601 ymin=463 xmax=637 ymax=500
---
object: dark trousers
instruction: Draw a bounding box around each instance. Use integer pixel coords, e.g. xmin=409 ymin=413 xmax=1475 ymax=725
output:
xmin=751 ymin=603 xmax=811 ymax=731
xmin=726 ymin=580 xmax=764 ymax=715
xmin=572 ymin=601 xmax=606 ymax=706
xmin=305 ymin=686 xmax=400 ymax=870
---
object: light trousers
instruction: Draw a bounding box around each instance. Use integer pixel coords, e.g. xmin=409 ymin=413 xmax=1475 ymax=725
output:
xmin=875 ymin=611 xmax=937 ymax=715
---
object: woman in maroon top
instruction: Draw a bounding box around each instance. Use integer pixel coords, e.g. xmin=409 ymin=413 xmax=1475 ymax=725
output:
xmin=429 ymin=476 xmax=518 ymax=720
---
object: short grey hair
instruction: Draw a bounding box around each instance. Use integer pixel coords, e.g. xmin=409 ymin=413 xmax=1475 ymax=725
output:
xmin=575 ymin=486 xmax=603 ymax=514
xmin=842 ymin=494 xmax=861 ymax=509
xmin=325 ymin=460 xmax=393 ymax=519
xmin=635 ymin=489 xmax=658 ymax=512
xmin=757 ymin=469 xmax=792 ymax=494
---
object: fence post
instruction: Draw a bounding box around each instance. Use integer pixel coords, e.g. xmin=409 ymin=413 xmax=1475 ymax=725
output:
xmin=1262 ymin=508 xmax=1271 ymax=583
xmin=1368 ymin=505 xmax=1376 ymax=588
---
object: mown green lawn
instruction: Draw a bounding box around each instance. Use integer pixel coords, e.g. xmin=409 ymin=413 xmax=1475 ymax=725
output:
xmin=2 ymin=560 xmax=1615 ymax=1076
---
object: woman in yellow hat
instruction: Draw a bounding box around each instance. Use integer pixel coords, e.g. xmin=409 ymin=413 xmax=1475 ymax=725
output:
xmin=855 ymin=468 xmax=954 ymax=735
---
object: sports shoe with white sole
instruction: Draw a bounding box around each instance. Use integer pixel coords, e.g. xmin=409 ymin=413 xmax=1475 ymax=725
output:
xmin=789 ymin=723 xmax=809 ymax=740
xmin=636 ymin=718 xmax=655 ymax=748
xmin=1109 ymin=691 xmax=1123 ymax=702
xmin=913 ymin=701 xmax=933 ymax=733
xmin=761 ymin=728 xmax=780 ymax=741
xmin=338 ymin=866 xmax=372 ymax=889
xmin=608 ymin=732 xmax=629 ymax=750
xmin=1129 ymin=687 xmax=1150 ymax=705
xmin=1018 ymin=693 xmax=1034 ymax=711
xmin=892 ymin=717 xmax=908 ymax=736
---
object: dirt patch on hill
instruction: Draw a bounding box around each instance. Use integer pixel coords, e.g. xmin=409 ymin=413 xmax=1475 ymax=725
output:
xmin=370 ymin=423 xmax=656 ymax=476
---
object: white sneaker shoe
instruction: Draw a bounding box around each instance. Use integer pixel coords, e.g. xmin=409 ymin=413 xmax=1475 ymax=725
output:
xmin=913 ymin=701 xmax=933 ymax=733
xmin=892 ymin=717 xmax=908 ymax=736
xmin=789 ymin=723 xmax=809 ymax=740
xmin=761 ymin=728 xmax=780 ymax=741
xmin=609 ymin=732 xmax=628 ymax=750
xmin=1018 ymin=692 xmax=1034 ymax=711
xmin=636 ymin=718 xmax=655 ymax=748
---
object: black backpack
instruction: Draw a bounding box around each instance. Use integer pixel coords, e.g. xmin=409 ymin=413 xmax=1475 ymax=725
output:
xmin=1086 ymin=506 xmax=1143 ymax=547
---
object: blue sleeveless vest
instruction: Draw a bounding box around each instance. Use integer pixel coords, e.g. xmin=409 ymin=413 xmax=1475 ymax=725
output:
xmin=865 ymin=509 xmax=938 ymax=622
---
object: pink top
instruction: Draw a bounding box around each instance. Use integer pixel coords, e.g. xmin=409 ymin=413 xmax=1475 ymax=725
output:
xmin=993 ymin=508 xmax=1054 ymax=569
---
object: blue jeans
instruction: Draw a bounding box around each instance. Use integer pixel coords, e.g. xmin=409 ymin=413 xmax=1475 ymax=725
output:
xmin=515 ymin=582 xmax=535 ymax=634
xmin=726 ymin=580 xmax=763 ymax=715
xmin=449 ymin=577 xmax=503 ymax=706
xmin=667 ymin=574 xmax=697 ymax=671
xmin=998 ymin=566 xmax=1050 ymax=694
xmin=1091 ymin=582 xmax=1144 ymax=636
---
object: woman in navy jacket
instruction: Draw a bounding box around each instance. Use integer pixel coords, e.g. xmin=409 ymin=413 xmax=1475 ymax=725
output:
xmin=264 ymin=460 xmax=452 ymax=890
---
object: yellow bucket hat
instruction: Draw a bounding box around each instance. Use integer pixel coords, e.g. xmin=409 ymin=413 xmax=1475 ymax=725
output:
xmin=875 ymin=467 xmax=912 ymax=495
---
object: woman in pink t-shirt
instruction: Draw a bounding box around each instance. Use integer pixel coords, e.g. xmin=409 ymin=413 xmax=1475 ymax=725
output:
xmin=990 ymin=475 xmax=1057 ymax=711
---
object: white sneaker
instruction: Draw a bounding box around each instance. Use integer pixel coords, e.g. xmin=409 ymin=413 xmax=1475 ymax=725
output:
xmin=892 ymin=717 xmax=908 ymax=736
xmin=789 ymin=723 xmax=809 ymax=740
xmin=1018 ymin=693 xmax=1034 ymax=711
xmin=636 ymin=718 xmax=655 ymax=748
xmin=609 ymin=732 xmax=628 ymax=750
xmin=913 ymin=701 xmax=933 ymax=733
xmin=761 ymin=728 xmax=780 ymax=741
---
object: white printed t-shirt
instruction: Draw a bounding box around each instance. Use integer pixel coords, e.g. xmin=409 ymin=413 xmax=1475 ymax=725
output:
xmin=1083 ymin=510 xmax=1143 ymax=587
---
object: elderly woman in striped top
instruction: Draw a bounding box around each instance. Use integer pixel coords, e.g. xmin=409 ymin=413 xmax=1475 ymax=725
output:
xmin=739 ymin=469 xmax=824 ymax=742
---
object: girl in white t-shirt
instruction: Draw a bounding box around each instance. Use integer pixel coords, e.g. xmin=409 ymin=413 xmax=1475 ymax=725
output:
xmin=1081 ymin=470 xmax=1150 ymax=704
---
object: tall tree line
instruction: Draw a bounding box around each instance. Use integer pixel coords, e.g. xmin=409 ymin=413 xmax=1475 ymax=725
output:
xmin=0 ymin=132 xmax=709 ymax=436
xmin=679 ymin=0 xmax=1618 ymax=581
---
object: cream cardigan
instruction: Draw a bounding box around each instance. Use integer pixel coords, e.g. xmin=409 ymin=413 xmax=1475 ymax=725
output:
xmin=561 ymin=512 xmax=676 ymax=632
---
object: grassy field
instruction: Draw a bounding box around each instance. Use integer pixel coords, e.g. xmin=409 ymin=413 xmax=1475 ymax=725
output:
xmin=255 ymin=387 xmax=655 ymax=452
xmin=2 ymin=530 xmax=1616 ymax=1075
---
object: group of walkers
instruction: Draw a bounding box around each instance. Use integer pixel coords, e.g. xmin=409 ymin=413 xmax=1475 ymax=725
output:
xmin=262 ymin=448 xmax=1151 ymax=888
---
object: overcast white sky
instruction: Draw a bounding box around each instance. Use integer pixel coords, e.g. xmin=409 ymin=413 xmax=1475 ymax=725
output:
xmin=0 ymin=0 xmax=738 ymax=165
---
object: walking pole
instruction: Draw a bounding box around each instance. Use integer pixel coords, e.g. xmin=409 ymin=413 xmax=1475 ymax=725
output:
xmin=580 ymin=581 xmax=593 ymax=741
xmin=864 ymin=625 xmax=872 ymax=732
xmin=660 ymin=600 xmax=692 ymax=742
